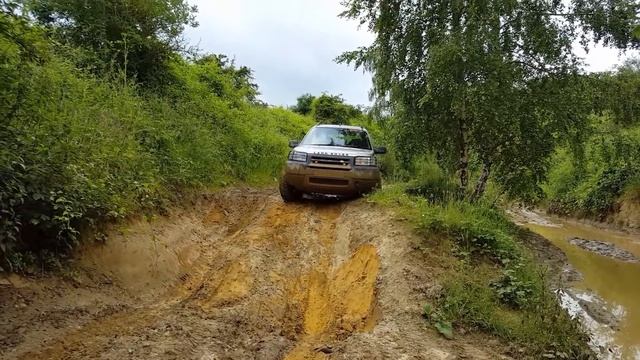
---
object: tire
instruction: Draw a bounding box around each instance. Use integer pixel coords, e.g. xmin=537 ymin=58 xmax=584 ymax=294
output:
xmin=279 ymin=181 xmax=302 ymax=202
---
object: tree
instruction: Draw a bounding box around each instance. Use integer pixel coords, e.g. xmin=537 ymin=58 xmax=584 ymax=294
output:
xmin=29 ymin=0 xmax=197 ymax=86
xmin=292 ymin=93 xmax=315 ymax=115
xmin=338 ymin=0 xmax=639 ymax=201
xmin=591 ymin=58 xmax=640 ymax=126
xmin=193 ymin=54 xmax=260 ymax=104
xmin=311 ymin=93 xmax=362 ymax=125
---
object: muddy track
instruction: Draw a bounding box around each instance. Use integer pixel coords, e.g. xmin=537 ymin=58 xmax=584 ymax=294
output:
xmin=0 ymin=188 xmax=507 ymax=360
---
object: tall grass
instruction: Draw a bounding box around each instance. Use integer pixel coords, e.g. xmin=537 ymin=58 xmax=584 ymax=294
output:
xmin=370 ymin=184 xmax=592 ymax=357
xmin=0 ymin=22 xmax=313 ymax=270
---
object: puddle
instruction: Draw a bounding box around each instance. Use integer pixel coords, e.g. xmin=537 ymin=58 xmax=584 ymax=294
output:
xmin=527 ymin=217 xmax=640 ymax=359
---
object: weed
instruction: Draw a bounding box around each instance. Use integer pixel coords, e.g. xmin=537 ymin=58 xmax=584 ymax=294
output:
xmin=0 ymin=16 xmax=315 ymax=270
xmin=371 ymin=184 xmax=593 ymax=357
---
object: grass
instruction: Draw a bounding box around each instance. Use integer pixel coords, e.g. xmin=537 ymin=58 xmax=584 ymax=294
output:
xmin=544 ymin=115 xmax=640 ymax=220
xmin=0 ymin=21 xmax=315 ymax=271
xmin=370 ymin=184 xmax=593 ymax=358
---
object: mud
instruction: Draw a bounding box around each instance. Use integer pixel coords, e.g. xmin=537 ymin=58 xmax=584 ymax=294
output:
xmin=516 ymin=228 xmax=583 ymax=286
xmin=558 ymin=289 xmax=625 ymax=359
xmin=568 ymin=238 xmax=640 ymax=263
xmin=507 ymin=207 xmax=562 ymax=228
xmin=515 ymin=208 xmax=640 ymax=359
xmin=1 ymin=188 xmax=509 ymax=360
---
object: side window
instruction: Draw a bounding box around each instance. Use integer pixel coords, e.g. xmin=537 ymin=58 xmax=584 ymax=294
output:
xmin=342 ymin=131 xmax=370 ymax=149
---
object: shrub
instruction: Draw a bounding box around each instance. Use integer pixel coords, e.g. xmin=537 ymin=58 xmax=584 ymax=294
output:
xmin=544 ymin=115 xmax=640 ymax=220
xmin=406 ymin=157 xmax=460 ymax=203
xmin=370 ymin=185 xmax=592 ymax=356
xmin=582 ymin=167 xmax=637 ymax=218
xmin=0 ymin=15 xmax=313 ymax=270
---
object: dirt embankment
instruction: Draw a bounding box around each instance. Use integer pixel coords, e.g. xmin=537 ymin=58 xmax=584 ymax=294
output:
xmin=612 ymin=198 xmax=640 ymax=229
xmin=0 ymin=188 xmax=509 ymax=360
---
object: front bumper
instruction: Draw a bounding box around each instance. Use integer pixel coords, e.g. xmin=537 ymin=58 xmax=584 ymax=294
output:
xmin=282 ymin=161 xmax=381 ymax=196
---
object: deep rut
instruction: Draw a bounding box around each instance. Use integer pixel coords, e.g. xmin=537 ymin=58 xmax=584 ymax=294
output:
xmin=1 ymin=188 xmax=508 ymax=360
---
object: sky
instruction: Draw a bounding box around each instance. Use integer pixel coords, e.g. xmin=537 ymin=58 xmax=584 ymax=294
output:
xmin=185 ymin=0 xmax=637 ymax=107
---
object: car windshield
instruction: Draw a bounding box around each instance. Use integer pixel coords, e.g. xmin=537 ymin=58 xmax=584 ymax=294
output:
xmin=300 ymin=127 xmax=371 ymax=150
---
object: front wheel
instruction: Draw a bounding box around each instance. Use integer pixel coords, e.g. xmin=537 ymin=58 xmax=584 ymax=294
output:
xmin=279 ymin=181 xmax=302 ymax=202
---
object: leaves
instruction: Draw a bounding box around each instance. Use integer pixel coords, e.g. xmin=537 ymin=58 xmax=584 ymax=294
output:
xmin=422 ymin=303 xmax=433 ymax=318
xmin=29 ymin=0 xmax=198 ymax=86
xmin=339 ymin=0 xmax=638 ymax=201
xmin=310 ymin=93 xmax=361 ymax=125
xmin=422 ymin=303 xmax=454 ymax=339
xmin=490 ymin=268 xmax=535 ymax=308
xmin=435 ymin=321 xmax=454 ymax=340
xmin=634 ymin=25 xmax=640 ymax=39
xmin=0 ymin=7 xmax=315 ymax=270
xmin=292 ymin=93 xmax=315 ymax=115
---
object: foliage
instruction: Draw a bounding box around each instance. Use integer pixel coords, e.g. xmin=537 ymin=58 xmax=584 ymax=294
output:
xmin=406 ymin=156 xmax=460 ymax=203
xmin=338 ymin=0 xmax=638 ymax=201
xmin=490 ymin=267 xmax=534 ymax=308
xmin=582 ymin=168 xmax=637 ymax=217
xmin=0 ymin=10 xmax=313 ymax=271
xmin=291 ymin=93 xmax=315 ymax=115
xmin=28 ymin=0 xmax=198 ymax=86
xmin=310 ymin=93 xmax=361 ymax=125
xmin=423 ymin=303 xmax=455 ymax=340
xmin=370 ymin=185 xmax=592 ymax=356
xmin=591 ymin=59 xmax=640 ymax=126
xmin=438 ymin=269 xmax=591 ymax=359
xmin=189 ymin=54 xmax=261 ymax=104
xmin=545 ymin=112 xmax=640 ymax=219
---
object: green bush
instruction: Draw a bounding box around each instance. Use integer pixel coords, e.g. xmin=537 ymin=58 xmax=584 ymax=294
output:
xmin=544 ymin=115 xmax=640 ymax=219
xmin=0 ymin=15 xmax=313 ymax=270
xmin=582 ymin=167 xmax=637 ymax=218
xmin=406 ymin=156 xmax=460 ymax=203
xmin=370 ymin=185 xmax=592 ymax=356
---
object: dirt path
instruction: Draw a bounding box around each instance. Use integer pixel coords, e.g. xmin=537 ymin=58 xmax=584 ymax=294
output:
xmin=0 ymin=188 xmax=507 ymax=360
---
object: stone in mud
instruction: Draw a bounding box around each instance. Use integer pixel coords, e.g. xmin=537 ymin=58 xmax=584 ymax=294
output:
xmin=568 ymin=237 xmax=640 ymax=263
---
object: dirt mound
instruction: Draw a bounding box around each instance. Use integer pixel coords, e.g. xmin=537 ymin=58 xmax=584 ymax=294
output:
xmin=1 ymin=188 xmax=508 ymax=360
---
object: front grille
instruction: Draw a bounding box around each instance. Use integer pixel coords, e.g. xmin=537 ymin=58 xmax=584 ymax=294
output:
xmin=309 ymin=177 xmax=349 ymax=186
xmin=309 ymin=155 xmax=351 ymax=170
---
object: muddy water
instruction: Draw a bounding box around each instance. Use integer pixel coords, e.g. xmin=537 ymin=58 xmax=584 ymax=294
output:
xmin=527 ymin=219 xmax=640 ymax=359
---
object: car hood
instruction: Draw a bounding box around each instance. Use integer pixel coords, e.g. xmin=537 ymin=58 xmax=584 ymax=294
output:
xmin=293 ymin=145 xmax=373 ymax=157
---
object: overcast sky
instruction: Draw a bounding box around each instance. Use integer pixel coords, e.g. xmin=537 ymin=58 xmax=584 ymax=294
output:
xmin=185 ymin=0 xmax=637 ymax=107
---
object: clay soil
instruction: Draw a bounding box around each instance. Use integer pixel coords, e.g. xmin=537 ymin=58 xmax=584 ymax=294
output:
xmin=0 ymin=188 xmax=509 ymax=359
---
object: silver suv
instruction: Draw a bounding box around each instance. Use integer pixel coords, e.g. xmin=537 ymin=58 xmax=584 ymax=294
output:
xmin=279 ymin=124 xmax=386 ymax=202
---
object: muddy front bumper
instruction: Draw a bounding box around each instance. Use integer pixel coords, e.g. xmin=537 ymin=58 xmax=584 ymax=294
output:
xmin=282 ymin=162 xmax=381 ymax=196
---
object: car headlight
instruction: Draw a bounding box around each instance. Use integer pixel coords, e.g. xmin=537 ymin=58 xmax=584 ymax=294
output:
xmin=354 ymin=156 xmax=376 ymax=166
xmin=288 ymin=151 xmax=307 ymax=162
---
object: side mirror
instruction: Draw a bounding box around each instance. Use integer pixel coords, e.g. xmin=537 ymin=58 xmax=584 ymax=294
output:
xmin=374 ymin=146 xmax=387 ymax=154
xmin=289 ymin=140 xmax=300 ymax=148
